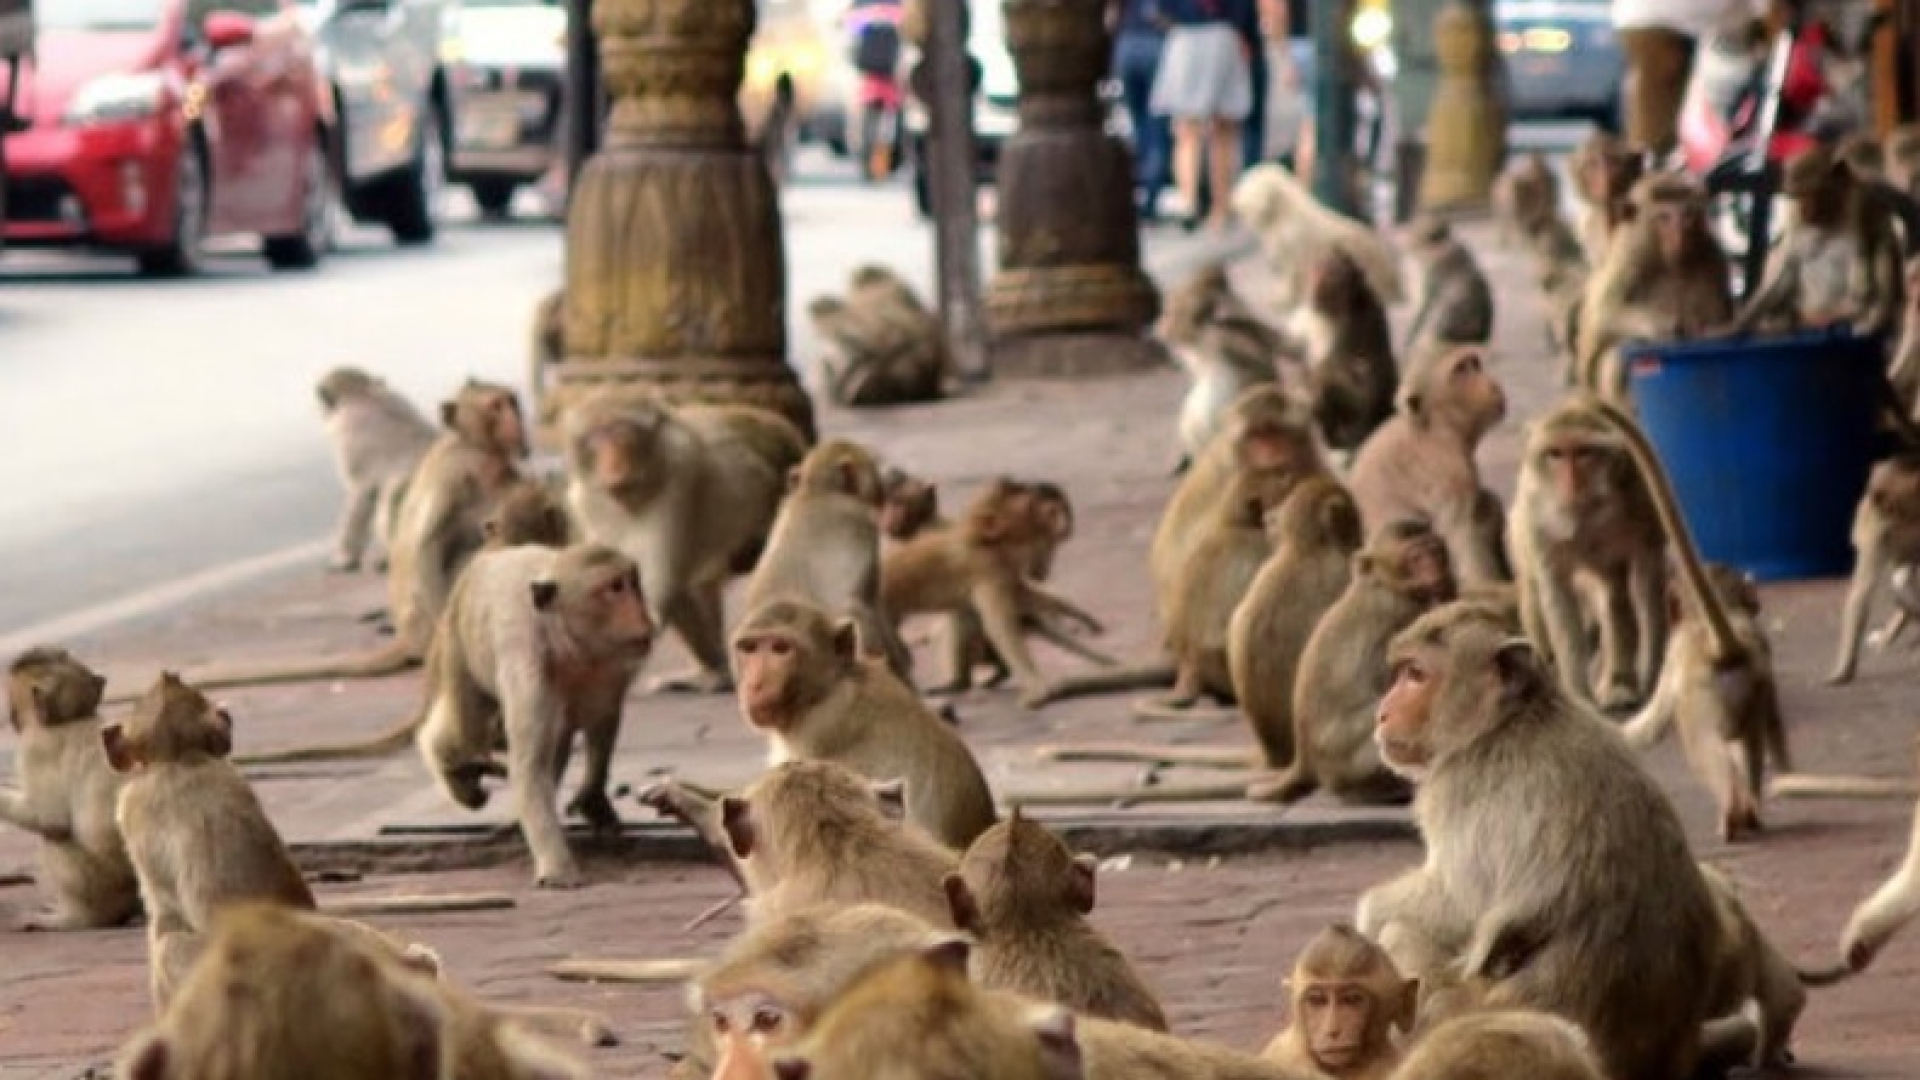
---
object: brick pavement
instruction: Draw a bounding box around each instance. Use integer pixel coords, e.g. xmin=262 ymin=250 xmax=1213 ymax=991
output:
xmin=6 ymin=219 xmax=1920 ymax=1076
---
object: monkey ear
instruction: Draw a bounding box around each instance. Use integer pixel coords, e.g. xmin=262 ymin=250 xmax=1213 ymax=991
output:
xmin=205 ymin=712 xmax=234 ymax=759
xmin=943 ymin=872 xmax=984 ymax=934
xmin=101 ymin=724 xmax=139 ymax=774
xmin=439 ymin=400 xmax=459 ymax=428
xmin=720 ymin=797 xmax=756 ymax=859
xmin=830 ymin=619 xmax=863 ymax=661
xmin=869 ymin=777 xmax=908 ymax=820
xmin=770 ymin=1057 xmax=812 ymax=1080
xmin=1026 ymin=1004 xmax=1083 ymax=1080
xmin=1068 ymin=853 xmax=1098 ymax=914
xmin=920 ymin=936 xmax=973 ymax=973
xmin=316 ymin=386 xmax=336 ymax=412
xmin=116 ymin=1030 xmax=171 ymax=1080
xmin=529 ymin=579 xmax=560 ymax=611
xmin=786 ymin=465 xmax=803 ymax=493
xmin=1493 ymin=637 xmax=1544 ymax=702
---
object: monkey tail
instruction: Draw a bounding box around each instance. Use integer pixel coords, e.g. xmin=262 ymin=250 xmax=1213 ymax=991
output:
xmin=232 ymin=710 xmax=425 ymax=766
xmin=1028 ymin=661 xmax=1177 ymax=707
xmin=1034 ymin=741 xmax=1260 ymax=770
xmin=100 ymin=640 xmax=422 ymax=706
xmin=1584 ymin=397 xmax=1747 ymax=667
xmin=1243 ymin=762 xmax=1317 ymax=806
xmin=1130 ymin=697 xmax=1241 ymax=723
xmin=1766 ymin=773 xmax=1920 ymax=800
xmin=1796 ymin=961 xmax=1857 ymax=987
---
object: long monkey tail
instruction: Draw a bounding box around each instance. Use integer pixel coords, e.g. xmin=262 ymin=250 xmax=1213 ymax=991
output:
xmin=100 ymin=639 xmax=421 ymax=707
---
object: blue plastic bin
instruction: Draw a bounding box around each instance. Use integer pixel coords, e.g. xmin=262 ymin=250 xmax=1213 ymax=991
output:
xmin=1624 ymin=327 xmax=1882 ymax=582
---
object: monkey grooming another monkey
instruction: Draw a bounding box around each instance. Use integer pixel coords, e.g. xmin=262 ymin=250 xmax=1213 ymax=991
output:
xmin=743 ymin=439 xmax=912 ymax=679
xmin=728 ymin=598 xmax=997 ymax=850
xmin=1246 ymin=521 xmax=1457 ymax=805
xmin=807 ymin=265 xmax=948 ymax=407
xmin=943 ymin=809 xmax=1169 ymax=1032
xmin=1400 ymin=217 xmax=1494 ymax=355
xmin=315 ymin=365 xmax=439 ymax=574
xmin=1287 ymin=248 xmax=1399 ymax=456
xmin=1347 ymin=344 xmax=1508 ymax=586
xmin=1828 ymin=453 xmax=1920 ymax=684
xmin=1389 ymin=1011 xmax=1607 ymax=1080
xmin=1159 ymin=262 xmax=1282 ymax=473
xmin=1356 ymin=602 xmax=1719 ymax=1080
xmin=564 ymin=388 xmax=807 ymax=694
xmin=0 ymin=647 xmax=139 ymax=930
xmin=1260 ymin=925 xmax=1413 ymax=1080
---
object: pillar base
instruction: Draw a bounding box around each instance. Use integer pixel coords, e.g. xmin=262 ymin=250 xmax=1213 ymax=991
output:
xmin=545 ymin=356 xmax=817 ymax=443
xmin=989 ymin=331 xmax=1167 ymax=378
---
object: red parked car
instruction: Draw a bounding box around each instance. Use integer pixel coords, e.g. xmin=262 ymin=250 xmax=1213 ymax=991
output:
xmin=2 ymin=0 xmax=334 ymax=275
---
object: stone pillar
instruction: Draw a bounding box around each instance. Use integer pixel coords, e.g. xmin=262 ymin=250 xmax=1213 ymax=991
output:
xmin=986 ymin=0 xmax=1162 ymax=376
xmin=552 ymin=0 xmax=816 ymax=441
xmin=1417 ymin=1 xmax=1506 ymax=212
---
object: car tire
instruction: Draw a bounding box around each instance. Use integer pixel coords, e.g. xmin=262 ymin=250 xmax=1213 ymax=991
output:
xmin=380 ymin=100 xmax=446 ymax=246
xmin=264 ymin=136 xmax=337 ymax=271
xmin=471 ymin=179 xmax=517 ymax=219
xmin=136 ymin=142 xmax=208 ymax=278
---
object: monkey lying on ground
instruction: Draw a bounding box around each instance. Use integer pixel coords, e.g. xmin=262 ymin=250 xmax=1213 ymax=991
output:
xmin=1286 ymin=248 xmax=1399 ymax=455
xmin=1159 ymin=262 xmax=1281 ymax=473
xmin=944 ymin=809 xmax=1168 ymax=1032
xmin=1260 ymin=925 xmax=1413 ymax=1080
xmin=316 ymin=365 xmax=439 ymax=574
xmin=807 ymin=265 xmax=947 ymax=407
xmin=1347 ymin=343 xmax=1508 ymax=586
xmin=1828 ymin=453 xmax=1920 ymax=684
xmin=1357 ymin=602 xmax=1720 ymax=1080
xmin=1401 ymin=216 xmax=1493 ymax=354
xmin=1390 ymin=1010 xmax=1607 ymax=1080
xmin=728 ymin=598 xmax=997 ymax=850
xmin=1230 ymin=162 xmax=1406 ymax=309
xmin=564 ymin=388 xmax=808 ymax=694
xmin=0 ymin=647 xmax=139 ymax=930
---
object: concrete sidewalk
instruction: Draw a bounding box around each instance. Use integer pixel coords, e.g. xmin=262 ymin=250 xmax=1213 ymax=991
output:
xmin=4 ymin=220 xmax=1920 ymax=1076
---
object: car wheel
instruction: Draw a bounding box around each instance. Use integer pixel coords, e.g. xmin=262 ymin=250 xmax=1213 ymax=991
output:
xmin=136 ymin=143 xmax=208 ymax=278
xmin=264 ymin=136 xmax=337 ymax=270
xmin=382 ymin=101 xmax=446 ymax=246
xmin=471 ymin=179 xmax=517 ymax=219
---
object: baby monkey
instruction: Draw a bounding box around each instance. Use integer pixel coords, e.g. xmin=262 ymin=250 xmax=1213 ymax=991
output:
xmin=1261 ymin=925 xmax=1414 ymax=1080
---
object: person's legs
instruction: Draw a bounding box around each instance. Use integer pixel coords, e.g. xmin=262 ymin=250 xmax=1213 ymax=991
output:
xmin=1116 ymin=33 xmax=1165 ymax=216
xmin=1243 ymin=47 xmax=1270 ymax=166
xmin=1172 ymin=118 xmax=1207 ymax=224
xmin=1206 ymin=117 xmax=1243 ymax=230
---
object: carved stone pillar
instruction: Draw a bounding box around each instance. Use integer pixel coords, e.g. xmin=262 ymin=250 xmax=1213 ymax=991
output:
xmin=986 ymin=0 xmax=1162 ymax=376
xmin=552 ymin=0 xmax=816 ymax=441
xmin=1417 ymin=1 xmax=1507 ymax=212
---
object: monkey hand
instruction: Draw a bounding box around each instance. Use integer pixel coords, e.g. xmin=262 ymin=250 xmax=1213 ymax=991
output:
xmin=634 ymin=779 xmax=696 ymax=824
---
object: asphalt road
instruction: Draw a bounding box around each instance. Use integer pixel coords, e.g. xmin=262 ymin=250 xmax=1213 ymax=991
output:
xmin=0 ymin=127 xmax=1591 ymax=645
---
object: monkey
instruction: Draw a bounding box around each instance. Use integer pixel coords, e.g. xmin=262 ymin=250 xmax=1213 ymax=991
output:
xmin=807 ymin=265 xmax=947 ymax=407
xmin=1400 ymin=216 xmax=1493 ymax=355
xmin=113 ymin=902 xmax=590 ymax=1080
xmin=483 ymin=476 xmax=573 ymax=549
xmin=1491 ymin=153 xmax=1588 ymax=350
xmin=1573 ymin=172 xmax=1734 ymax=404
xmin=1346 ymin=344 xmax=1508 ymax=587
xmin=1159 ymin=262 xmax=1282 ymax=472
xmin=564 ymin=387 xmax=808 ymax=694
xmin=1491 ymin=151 xmax=1559 ymax=246
xmin=1568 ymin=132 xmax=1645 ymax=268
xmin=1246 ymin=521 xmax=1457 ymax=805
xmin=1387 ymin=1010 xmax=1607 ymax=1080
xmin=1260 ymin=925 xmax=1414 ymax=1080
xmin=743 ymin=439 xmax=913 ymax=679
xmin=1229 ymin=161 xmax=1407 ymax=309
xmin=880 ymin=466 xmax=942 ymax=542
xmin=942 ymin=808 xmax=1169 ymax=1032
xmin=1285 ymin=247 xmax=1399 ymax=455
xmin=315 ymin=365 xmax=439 ymax=574
xmin=1142 ymin=466 xmax=1314 ymax=718
xmin=529 ymin=286 xmax=565 ymax=427
xmin=1731 ymin=144 xmax=1907 ymax=341
xmin=1621 ymin=562 xmax=1792 ymax=842
xmin=728 ymin=599 xmax=997 ymax=850
xmin=1828 ymin=452 xmax=1920 ymax=684
xmin=0 ymin=647 xmax=140 ymax=930
xmin=882 ymin=478 xmax=1109 ymax=708
xmin=1505 ymin=397 xmax=1669 ymax=710
xmin=1355 ymin=602 xmax=1721 ymax=1080
xmin=1227 ymin=477 xmax=1364 ymax=769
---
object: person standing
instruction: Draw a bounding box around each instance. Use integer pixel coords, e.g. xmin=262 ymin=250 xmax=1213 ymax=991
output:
xmin=1109 ymin=0 xmax=1173 ymax=221
xmin=1613 ymin=0 xmax=1754 ymax=158
xmin=1242 ymin=3 xmax=1271 ymax=167
xmin=1151 ymin=0 xmax=1256 ymax=232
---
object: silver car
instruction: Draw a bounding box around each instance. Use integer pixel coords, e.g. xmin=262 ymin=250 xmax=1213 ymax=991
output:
xmin=441 ymin=0 xmax=564 ymax=216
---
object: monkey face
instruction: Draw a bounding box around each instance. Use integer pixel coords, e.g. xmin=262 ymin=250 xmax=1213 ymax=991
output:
xmin=1444 ymin=348 xmax=1507 ymax=432
xmin=879 ymin=478 xmax=938 ymax=541
xmin=535 ymin=557 xmax=655 ymax=657
xmin=1300 ymin=979 xmax=1378 ymax=1070
xmin=1647 ymin=202 xmax=1705 ymax=263
xmin=1533 ymin=435 xmax=1621 ymax=519
xmin=1397 ymin=537 xmax=1458 ymax=606
xmin=707 ymin=991 xmax=796 ymax=1055
xmin=733 ymin=630 xmax=805 ymax=732
xmin=487 ymin=391 xmax=530 ymax=460
xmin=1374 ymin=647 xmax=1442 ymax=781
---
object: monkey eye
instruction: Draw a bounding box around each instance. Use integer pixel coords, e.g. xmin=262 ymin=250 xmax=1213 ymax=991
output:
xmin=606 ymin=576 xmax=627 ymax=596
xmin=709 ymin=1008 xmax=731 ymax=1035
xmin=1392 ymin=659 xmax=1428 ymax=685
xmin=1303 ymin=989 xmax=1331 ymax=1008
xmin=750 ymin=1006 xmax=785 ymax=1034
xmin=1337 ymin=989 xmax=1368 ymax=1008
xmin=768 ymin=639 xmax=793 ymax=657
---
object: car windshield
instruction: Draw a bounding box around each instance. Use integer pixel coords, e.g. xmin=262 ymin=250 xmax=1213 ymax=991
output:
xmin=37 ymin=0 xmax=163 ymax=31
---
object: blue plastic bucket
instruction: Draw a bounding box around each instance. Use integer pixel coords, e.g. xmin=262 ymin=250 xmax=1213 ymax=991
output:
xmin=1624 ymin=328 xmax=1882 ymax=581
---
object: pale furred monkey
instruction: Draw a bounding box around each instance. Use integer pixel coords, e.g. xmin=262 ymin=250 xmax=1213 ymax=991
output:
xmin=1158 ymin=262 xmax=1281 ymax=472
xmin=315 ymin=366 xmax=438 ymax=574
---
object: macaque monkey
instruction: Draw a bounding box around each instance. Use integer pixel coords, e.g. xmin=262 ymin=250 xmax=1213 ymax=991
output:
xmin=1356 ymin=603 xmax=1720 ymax=1080
xmin=1229 ymin=162 xmax=1408 ymax=308
xmin=0 ymin=647 xmax=139 ymax=930
xmin=1347 ymin=344 xmax=1508 ymax=586
xmin=1261 ymin=925 xmax=1414 ymax=1080
xmin=1159 ymin=262 xmax=1281 ymax=472
xmin=880 ymin=466 xmax=941 ymax=542
xmin=1389 ymin=1011 xmax=1607 ymax=1080
xmin=1622 ymin=563 xmax=1791 ymax=841
xmin=315 ymin=365 xmax=438 ymax=573
xmin=1506 ymin=397 xmax=1669 ymax=709
xmin=1828 ymin=453 xmax=1920 ymax=684
xmin=1247 ymin=521 xmax=1457 ymax=805
xmin=1568 ymin=132 xmax=1644 ymax=267
xmin=1732 ymin=145 xmax=1906 ymax=340
xmin=807 ymin=265 xmax=947 ymax=407
xmin=1229 ymin=478 xmax=1364 ymax=768
xmin=528 ymin=286 xmax=564 ymax=427
xmin=1286 ymin=248 xmax=1399 ymax=454
xmin=943 ymin=809 xmax=1168 ymax=1032
xmin=728 ymin=599 xmax=997 ymax=850
xmin=1401 ymin=216 xmax=1493 ymax=354
xmin=1491 ymin=151 xmax=1560 ymax=246
xmin=1574 ymin=173 xmax=1734 ymax=404
xmin=114 ymin=903 xmax=588 ymax=1080
xmin=1493 ymin=153 xmax=1588 ymax=360
xmin=744 ymin=439 xmax=912 ymax=678
xmin=564 ymin=388 xmax=808 ymax=693
xmin=882 ymin=478 xmax=1108 ymax=708
xmin=482 ymin=477 xmax=573 ymax=549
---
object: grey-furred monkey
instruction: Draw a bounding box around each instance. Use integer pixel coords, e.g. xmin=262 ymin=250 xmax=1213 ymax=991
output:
xmin=1401 ymin=215 xmax=1494 ymax=354
xmin=315 ymin=366 xmax=438 ymax=573
xmin=1158 ymin=262 xmax=1281 ymax=473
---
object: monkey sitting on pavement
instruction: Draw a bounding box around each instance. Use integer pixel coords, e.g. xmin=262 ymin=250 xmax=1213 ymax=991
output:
xmin=315 ymin=365 xmax=439 ymax=574
xmin=1285 ymin=247 xmax=1399 ymax=457
xmin=1400 ymin=216 xmax=1494 ymax=355
xmin=807 ymin=265 xmax=947 ymax=408
xmin=1229 ymin=162 xmax=1407 ymax=310
xmin=1260 ymin=925 xmax=1413 ymax=1080
xmin=1159 ymin=262 xmax=1282 ymax=474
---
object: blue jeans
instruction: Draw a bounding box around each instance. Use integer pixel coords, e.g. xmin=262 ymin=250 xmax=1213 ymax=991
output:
xmin=1113 ymin=30 xmax=1171 ymax=211
xmin=1243 ymin=44 xmax=1269 ymax=166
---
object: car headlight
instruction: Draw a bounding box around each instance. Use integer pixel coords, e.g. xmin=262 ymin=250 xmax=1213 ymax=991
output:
xmin=1351 ymin=9 xmax=1391 ymax=51
xmin=65 ymin=71 xmax=167 ymax=127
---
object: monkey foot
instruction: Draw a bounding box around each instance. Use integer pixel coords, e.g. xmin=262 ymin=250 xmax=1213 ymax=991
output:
xmin=534 ymin=866 xmax=586 ymax=890
xmin=1243 ymin=773 xmax=1310 ymax=805
xmin=1823 ymin=666 xmax=1857 ymax=687
xmin=649 ymin=668 xmax=733 ymax=695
